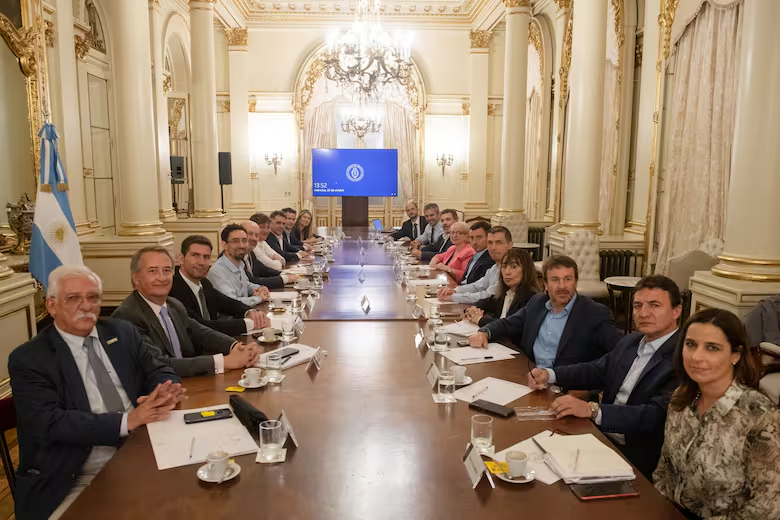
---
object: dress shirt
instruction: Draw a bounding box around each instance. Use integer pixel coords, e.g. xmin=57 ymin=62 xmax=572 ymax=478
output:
xmin=206 ymin=254 xmax=263 ymax=307
xmin=180 ymin=272 xmax=254 ymax=332
xmin=273 ymin=232 xmax=307 ymax=258
xmin=255 ymin=241 xmax=286 ymax=272
xmin=500 ymin=289 xmax=515 ymax=319
xmin=463 ymin=248 xmax=487 ymax=281
xmin=416 ymin=221 xmax=442 ymax=245
xmin=531 ymin=294 xmax=578 ymax=368
xmin=139 ymin=294 xmax=225 ymax=374
xmin=452 ymin=264 xmax=500 ymax=304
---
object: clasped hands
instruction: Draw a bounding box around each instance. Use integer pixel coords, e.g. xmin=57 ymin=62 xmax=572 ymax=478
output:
xmin=128 ymin=380 xmax=187 ymax=431
xmin=463 ymin=306 xmax=484 ymax=325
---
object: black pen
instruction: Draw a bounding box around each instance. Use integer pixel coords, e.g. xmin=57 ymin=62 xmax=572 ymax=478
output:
xmin=461 ymin=356 xmax=493 ymax=361
xmin=281 ymin=355 xmax=293 ymax=365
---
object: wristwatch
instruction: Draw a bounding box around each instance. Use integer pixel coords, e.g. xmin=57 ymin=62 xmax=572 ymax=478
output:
xmin=588 ymin=401 xmax=600 ymax=421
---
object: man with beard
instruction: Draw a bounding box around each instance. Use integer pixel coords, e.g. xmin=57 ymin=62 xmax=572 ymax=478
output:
xmin=389 ymin=201 xmax=427 ymax=241
xmin=206 ymin=224 xmax=271 ymax=306
xmin=469 ymin=255 xmax=622 ymax=368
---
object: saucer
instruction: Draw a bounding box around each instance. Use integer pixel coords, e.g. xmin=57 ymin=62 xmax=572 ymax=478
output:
xmin=257 ymin=336 xmax=279 ymax=344
xmin=454 ymin=376 xmax=473 ymax=386
xmin=269 ymin=307 xmax=287 ymax=314
xmin=299 ymin=289 xmax=318 ymax=296
xmin=238 ymin=378 xmax=268 ymax=389
xmin=197 ymin=462 xmax=241 ymax=483
xmin=492 ymin=468 xmax=536 ymax=485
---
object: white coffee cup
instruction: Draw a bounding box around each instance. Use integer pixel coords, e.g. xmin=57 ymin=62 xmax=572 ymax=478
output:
xmin=272 ymin=298 xmax=282 ymax=309
xmin=262 ymin=328 xmax=276 ymax=341
xmin=206 ymin=450 xmax=229 ymax=479
xmin=506 ymin=451 xmax=528 ymax=478
xmin=242 ymin=367 xmax=263 ymax=385
xmin=295 ymin=279 xmax=310 ymax=290
xmin=451 ymin=366 xmax=467 ymax=384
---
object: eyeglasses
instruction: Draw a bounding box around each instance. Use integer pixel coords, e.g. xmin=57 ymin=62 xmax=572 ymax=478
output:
xmin=61 ymin=294 xmax=102 ymax=306
xmin=451 ymin=231 xmax=466 ymax=236
xmin=227 ymin=238 xmax=249 ymax=245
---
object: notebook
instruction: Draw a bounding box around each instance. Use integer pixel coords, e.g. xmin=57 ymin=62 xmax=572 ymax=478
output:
xmin=532 ymin=431 xmax=635 ymax=484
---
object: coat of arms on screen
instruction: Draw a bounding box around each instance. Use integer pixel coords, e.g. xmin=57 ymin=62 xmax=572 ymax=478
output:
xmin=346 ymin=164 xmax=365 ymax=182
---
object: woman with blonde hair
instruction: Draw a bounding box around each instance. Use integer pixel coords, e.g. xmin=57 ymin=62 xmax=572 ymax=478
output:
xmin=292 ymin=209 xmax=321 ymax=243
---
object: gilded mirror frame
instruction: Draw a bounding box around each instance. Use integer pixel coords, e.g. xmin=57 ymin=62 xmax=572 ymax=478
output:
xmin=0 ymin=0 xmax=48 ymax=190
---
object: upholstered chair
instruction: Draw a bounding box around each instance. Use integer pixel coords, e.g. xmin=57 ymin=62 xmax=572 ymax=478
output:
xmin=666 ymin=250 xmax=718 ymax=291
xmin=535 ymin=222 xmax=562 ymax=274
xmin=491 ymin=212 xmax=528 ymax=245
xmin=563 ymin=231 xmax=608 ymax=299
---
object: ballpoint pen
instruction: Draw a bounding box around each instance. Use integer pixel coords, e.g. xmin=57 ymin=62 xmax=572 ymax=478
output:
xmin=472 ymin=386 xmax=489 ymax=399
xmin=573 ymin=449 xmax=581 ymax=473
xmin=461 ymin=356 xmax=493 ymax=361
xmin=189 ymin=437 xmax=195 ymax=459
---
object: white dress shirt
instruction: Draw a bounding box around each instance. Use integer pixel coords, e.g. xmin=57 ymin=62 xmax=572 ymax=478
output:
xmin=416 ymin=221 xmax=442 ymax=245
xmin=255 ymin=241 xmax=285 ymax=272
xmin=139 ymin=294 xmax=225 ymax=374
xmin=500 ymin=289 xmax=515 ymax=319
xmin=452 ymin=264 xmax=500 ymax=304
xmin=273 ymin=232 xmax=306 ymax=259
xmin=180 ymin=272 xmax=254 ymax=332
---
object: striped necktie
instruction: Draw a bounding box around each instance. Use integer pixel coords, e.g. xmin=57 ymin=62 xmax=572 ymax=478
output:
xmin=159 ymin=305 xmax=184 ymax=358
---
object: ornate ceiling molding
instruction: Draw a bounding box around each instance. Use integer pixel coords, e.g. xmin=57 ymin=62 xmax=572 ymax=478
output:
xmin=503 ymin=0 xmax=530 ymax=7
xmin=469 ymin=30 xmax=491 ymax=48
xmin=225 ymin=27 xmax=248 ymax=46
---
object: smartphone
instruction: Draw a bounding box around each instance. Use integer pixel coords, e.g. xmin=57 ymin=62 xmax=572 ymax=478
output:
xmin=456 ymin=339 xmax=470 ymax=347
xmin=570 ymin=481 xmax=639 ymax=501
xmin=276 ymin=347 xmax=300 ymax=358
xmin=468 ymin=399 xmax=515 ymax=418
xmin=183 ymin=408 xmax=232 ymax=425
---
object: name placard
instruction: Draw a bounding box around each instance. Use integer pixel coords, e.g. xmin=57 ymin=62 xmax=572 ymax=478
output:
xmin=462 ymin=443 xmax=494 ymax=490
xmin=425 ymin=363 xmax=440 ymax=388
xmin=278 ymin=410 xmax=299 ymax=448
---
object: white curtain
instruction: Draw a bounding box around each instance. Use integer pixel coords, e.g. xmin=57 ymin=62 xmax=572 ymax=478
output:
xmin=523 ymin=91 xmax=541 ymax=218
xmin=598 ymin=61 xmax=620 ymax=233
xmin=655 ymin=1 xmax=742 ymax=273
xmin=302 ymin=102 xmax=336 ymax=211
xmin=384 ymin=101 xmax=417 ymax=203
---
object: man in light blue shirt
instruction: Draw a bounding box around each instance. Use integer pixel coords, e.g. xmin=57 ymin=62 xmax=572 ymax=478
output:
xmin=437 ymin=226 xmax=513 ymax=304
xmin=207 ymin=224 xmax=270 ymax=307
xmin=532 ymin=293 xmax=578 ymax=368
xmin=410 ymin=203 xmax=442 ymax=247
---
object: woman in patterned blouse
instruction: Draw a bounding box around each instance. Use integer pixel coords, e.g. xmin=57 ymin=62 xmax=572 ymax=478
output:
xmin=653 ymin=308 xmax=780 ymax=519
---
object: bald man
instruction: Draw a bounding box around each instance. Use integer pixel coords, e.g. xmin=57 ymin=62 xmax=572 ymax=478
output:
xmin=240 ymin=220 xmax=291 ymax=289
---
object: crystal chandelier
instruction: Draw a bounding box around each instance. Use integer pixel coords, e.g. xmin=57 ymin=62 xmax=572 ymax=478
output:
xmin=341 ymin=114 xmax=382 ymax=140
xmin=322 ymin=0 xmax=413 ymax=104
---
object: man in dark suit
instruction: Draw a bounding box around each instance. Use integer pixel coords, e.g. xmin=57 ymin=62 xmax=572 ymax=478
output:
xmin=470 ymin=255 xmax=622 ymax=367
xmin=390 ymin=201 xmax=427 ymax=241
xmin=113 ymin=246 xmax=258 ymax=377
xmin=239 ymin=220 xmax=290 ymax=289
xmin=282 ymin=207 xmax=310 ymax=251
xmin=169 ymin=235 xmax=270 ymax=337
xmin=414 ymin=208 xmax=458 ymax=262
xmin=266 ymin=210 xmax=311 ymax=264
xmin=460 ymin=221 xmax=495 ymax=286
xmin=529 ymin=275 xmax=683 ymax=478
xmin=9 ymin=265 xmax=184 ymax=520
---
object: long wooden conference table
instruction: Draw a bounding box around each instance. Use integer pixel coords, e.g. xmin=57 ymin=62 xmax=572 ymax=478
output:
xmin=63 ymin=228 xmax=684 ymax=519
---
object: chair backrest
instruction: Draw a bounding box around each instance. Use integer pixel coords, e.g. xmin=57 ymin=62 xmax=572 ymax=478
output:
xmin=563 ymin=230 xmax=600 ymax=282
xmin=543 ymin=223 xmax=562 ymax=260
xmin=489 ymin=213 xmax=528 ymax=244
xmin=666 ymin=250 xmax=718 ymax=290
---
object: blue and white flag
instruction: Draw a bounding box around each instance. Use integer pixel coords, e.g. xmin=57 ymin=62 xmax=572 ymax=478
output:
xmin=30 ymin=123 xmax=83 ymax=291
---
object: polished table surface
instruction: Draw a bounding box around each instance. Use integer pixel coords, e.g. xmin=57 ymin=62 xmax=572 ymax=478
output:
xmin=63 ymin=231 xmax=684 ymax=520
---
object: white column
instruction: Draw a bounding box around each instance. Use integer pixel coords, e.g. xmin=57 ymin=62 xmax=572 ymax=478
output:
xmin=190 ymin=0 xmax=223 ymax=218
xmin=226 ymin=28 xmax=254 ymax=215
xmin=111 ymin=0 xmax=164 ymax=236
xmin=466 ymin=31 xmax=491 ymax=211
xmin=149 ymin=0 xmax=175 ymax=221
xmin=52 ymin=0 xmax=89 ymax=232
xmin=558 ymin=0 xmax=607 ymax=235
xmin=495 ymin=0 xmax=530 ymax=229
xmin=711 ymin=0 xmax=780 ymax=282
xmin=550 ymin=1 xmax=572 ymax=221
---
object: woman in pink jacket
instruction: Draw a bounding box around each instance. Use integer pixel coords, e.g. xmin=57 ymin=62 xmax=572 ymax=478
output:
xmin=429 ymin=221 xmax=475 ymax=284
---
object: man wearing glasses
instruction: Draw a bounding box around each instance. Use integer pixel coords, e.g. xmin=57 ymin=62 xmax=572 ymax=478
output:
xmin=207 ymin=224 xmax=271 ymax=306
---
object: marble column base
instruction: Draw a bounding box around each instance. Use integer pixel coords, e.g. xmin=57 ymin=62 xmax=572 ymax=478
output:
xmin=557 ymin=221 xmax=603 ymax=236
xmin=163 ymin=216 xmax=230 ymax=262
xmin=690 ymin=270 xmax=780 ymax=319
xmin=0 ymin=272 xmax=37 ymax=397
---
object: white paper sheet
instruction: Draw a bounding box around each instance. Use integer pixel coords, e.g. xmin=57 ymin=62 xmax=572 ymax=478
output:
xmin=440 ymin=343 xmax=519 ymax=365
xmin=423 ymin=297 xmax=458 ymax=306
xmin=493 ymin=434 xmax=561 ymax=485
xmin=442 ymin=320 xmax=481 ymax=337
xmin=257 ymin=343 xmax=316 ymax=370
xmin=267 ymin=291 xmax=301 ymax=301
xmin=452 ymin=377 xmax=532 ymax=405
xmin=533 ymin=431 xmax=635 ymax=483
xmin=407 ymin=278 xmax=447 ymax=287
xmin=146 ymin=405 xmax=259 ymax=470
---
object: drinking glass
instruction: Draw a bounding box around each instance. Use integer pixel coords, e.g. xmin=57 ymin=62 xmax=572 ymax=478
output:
xmin=471 ymin=415 xmax=493 ymax=454
xmin=266 ymin=352 xmax=283 ymax=383
xmin=432 ymin=328 xmax=449 ymax=352
xmin=427 ymin=305 xmax=442 ymax=326
xmin=291 ymin=295 xmax=303 ymax=312
xmin=281 ymin=319 xmax=295 ymax=338
xmin=405 ymin=282 xmax=417 ymax=301
xmin=437 ymin=371 xmax=456 ymax=403
xmin=259 ymin=420 xmax=284 ymax=461
xmin=313 ymin=274 xmax=323 ymax=289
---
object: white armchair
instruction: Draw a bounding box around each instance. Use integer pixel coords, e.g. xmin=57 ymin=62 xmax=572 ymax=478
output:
xmin=666 ymin=250 xmax=719 ymax=291
xmin=563 ymin=231 xmax=608 ymax=299
xmin=491 ymin=213 xmax=528 ymax=245
xmin=535 ymin=223 xmax=562 ymax=274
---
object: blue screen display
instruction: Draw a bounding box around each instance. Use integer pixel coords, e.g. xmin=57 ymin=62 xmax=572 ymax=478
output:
xmin=312 ymin=148 xmax=398 ymax=197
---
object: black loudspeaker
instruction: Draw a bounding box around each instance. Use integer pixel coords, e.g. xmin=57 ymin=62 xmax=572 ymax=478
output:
xmin=218 ymin=152 xmax=232 ymax=185
xmin=170 ymin=156 xmax=185 ymax=185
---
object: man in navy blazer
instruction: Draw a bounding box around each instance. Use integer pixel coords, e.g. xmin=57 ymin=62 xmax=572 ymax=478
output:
xmin=529 ymin=275 xmax=683 ymax=479
xmin=389 ymin=201 xmax=428 ymax=241
xmin=266 ymin=210 xmax=311 ymax=264
xmin=470 ymin=255 xmax=622 ymax=368
xmin=459 ymin=221 xmax=495 ymax=286
xmin=9 ymin=265 xmax=184 ymax=520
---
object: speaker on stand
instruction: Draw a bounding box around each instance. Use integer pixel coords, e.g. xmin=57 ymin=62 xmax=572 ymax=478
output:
xmin=170 ymin=156 xmax=186 ymax=215
xmin=218 ymin=152 xmax=232 ymax=213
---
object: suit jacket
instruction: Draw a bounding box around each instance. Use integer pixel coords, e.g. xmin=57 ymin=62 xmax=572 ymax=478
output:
xmin=170 ymin=269 xmax=251 ymax=336
xmin=244 ymin=251 xmax=285 ymax=289
xmin=9 ymin=319 xmax=178 ymax=520
xmin=462 ymin=250 xmax=495 ymax=285
xmin=421 ymin=236 xmax=451 ymax=262
xmin=475 ymin=288 xmax=536 ymax=327
xmin=432 ymin=245 xmax=476 ymax=284
xmin=112 ymin=291 xmax=235 ymax=377
xmin=390 ymin=216 xmax=427 ymax=241
xmin=284 ymin=230 xmax=304 ymax=251
xmin=483 ymin=293 xmax=622 ymax=367
xmin=265 ymin=234 xmax=299 ymax=264
xmin=553 ymin=330 xmax=681 ymax=478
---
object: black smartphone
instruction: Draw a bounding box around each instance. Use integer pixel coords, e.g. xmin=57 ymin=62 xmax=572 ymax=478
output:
xmin=276 ymin=347 xmax=300 ymax=358
xmin=570 ymin=481 xmax=639 ymax=501
xmin=468 ymin=399 xmax=515 ymax=418
xmin=456 ymin=339 xmax=470 ymax=347
xmin=183 ymin=408 xmax=233 ymax=424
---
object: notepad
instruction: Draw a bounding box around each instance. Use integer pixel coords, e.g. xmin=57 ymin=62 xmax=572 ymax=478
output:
xmin=441 ymin=320 xmax=480 ymax=336
xmin=440 ymin=343 xmax=518 ymax=365
xmin=423 ymin=297 xmax=458 ymax=306
xmin=452 ymin=377 xmax=532 ymax=405
xmin=267 ymin=291 xmax=301 ymax=301
xmin=407 ymin=278 xmax=446 ymax=287
xmin=532 ymin=431 xmax=635 ymax=484
xmin=256 ymin=343 xmax=316 ymax=370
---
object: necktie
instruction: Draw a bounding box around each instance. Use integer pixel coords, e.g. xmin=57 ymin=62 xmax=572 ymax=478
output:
xmin=159 ymin=305 xmax=183 ymax=358
xmin=84 ymin=337 xmax=126 ymax=413
xmin=412 ymin=222 xmax=418 ymax=238
xmin=463 ymin=256 xmax=476 ymax=279
xmin=439 ymin=238 xmax=449 ymax=253
xmin=198 ymin=286 xmax=211 ymax=320
xmin=244 ymin=254 xmax=253 ymax=272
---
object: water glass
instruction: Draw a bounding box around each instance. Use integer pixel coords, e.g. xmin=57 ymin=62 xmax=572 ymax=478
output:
xmin=313 ymin=274 xmax=323 ymax=289
xmin=291 ymin=295 xmax=303 ymax=312
xmin=259 ymin=420 xmax=284 ymax=461
xmin=427 ymin=305 xmax=442 ymax=326
xmin=405 ymin=282 xmax=417 ymax=301
xmin=266 ymin=352 xmax=283 ymax=383
xmin=471 ymin=415 xmax=493 ymax=454
xmin=281 ymin=319 xmax=295 ymax=338
xmin=437 ymin=371 xmax=456 ymax=403
xmin=432 ymin=329 xmax=449 ymax=352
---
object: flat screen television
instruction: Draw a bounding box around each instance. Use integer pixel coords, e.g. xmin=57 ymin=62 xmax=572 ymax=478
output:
xmin=312 ymin=148 xmax=398 ymax=197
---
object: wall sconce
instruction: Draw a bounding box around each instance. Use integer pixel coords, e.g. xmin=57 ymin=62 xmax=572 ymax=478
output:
xmin=265 ymin=153 xmax=283 ymax=175
xmin=436 ymin=153 xmax=454 ymax=176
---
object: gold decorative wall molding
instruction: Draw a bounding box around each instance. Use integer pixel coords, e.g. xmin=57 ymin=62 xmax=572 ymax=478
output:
xmin=74 ymin=34 xmax=89 ymax=59
xmin=635 ymin=42 xmax=643 ymax=68
xmin=611 ymin=0 xmax=624 ymax=63
xmin=168 ymin=98 xmax=186 ymax=137
xmin=225 ymin=27 xmax=248 ymax=46
xmin=528 ymin=20 xmax=543 ymax=84
xmin=660 ymin=0 xmax=679 ymax=60
xmin=162 ymin=75 xmax=171 ymax=95
xmin=558 ymin=15 xmax=573 ymax=108
xmin=487 ymin=103 xmax=497 ymax=116
xmin=44 ymin=20 xmax=53 ymax=47
xmin=503 ymin=0 xmax=530 ymax=8
xmin=461 ymin=103 xmax=470 ymax=115
xmin=221 ymin=100 xmax=231 ymax=112
xmin=248 ymin=99 xmax=257 ymax=112
xmin=469 ymin=30 xmax=491 ymax=48
xmin=553 ymin=0 xmax=573 ymax=10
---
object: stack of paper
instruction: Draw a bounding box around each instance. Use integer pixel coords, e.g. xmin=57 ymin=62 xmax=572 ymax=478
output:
xmin=440 ymin=343 xmax=518 ymax=365
xmin=452 ymin=377 xmax=532 ymax=405
xmin=267 ymin=291 xmax=300 ymax=301
xmin=532 ymin=431 xmax=635 ymax=484
xmin=442 ymin=320 xmax=480 ymax=336
xmin=257 ymin=343 xmax=316 ymax=370
xmin=423 ymin=297 xmax=458 ymax=306
xmin=407 ymin=278 xmax=446 ymax=287
xmin=282 ymin=266 xmax=309 ymax=275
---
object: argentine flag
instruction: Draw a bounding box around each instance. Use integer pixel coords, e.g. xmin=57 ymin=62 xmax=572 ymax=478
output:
xmin=29 ymin=123 xmax=83 ymax=291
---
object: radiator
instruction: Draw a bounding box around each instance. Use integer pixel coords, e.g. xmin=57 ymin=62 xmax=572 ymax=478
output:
xmin=599 ymin=250 xmax=641 ymax=280
xmin=528 ymin=227 xmax=545 ymax=247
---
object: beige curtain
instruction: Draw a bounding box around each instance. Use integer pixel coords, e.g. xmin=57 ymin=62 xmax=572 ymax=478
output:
xmin=302 ymin=102 xmax=336 ymax=211
xmin=655 ymin=1 xmax=742 ymax=273
xmin=598 ymin=61 xmax=620 ymax=233
xmin=383 ymin=101 xmax=417 ymax=202
xmin=523 ymin=91 xmax=541 ymax=218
